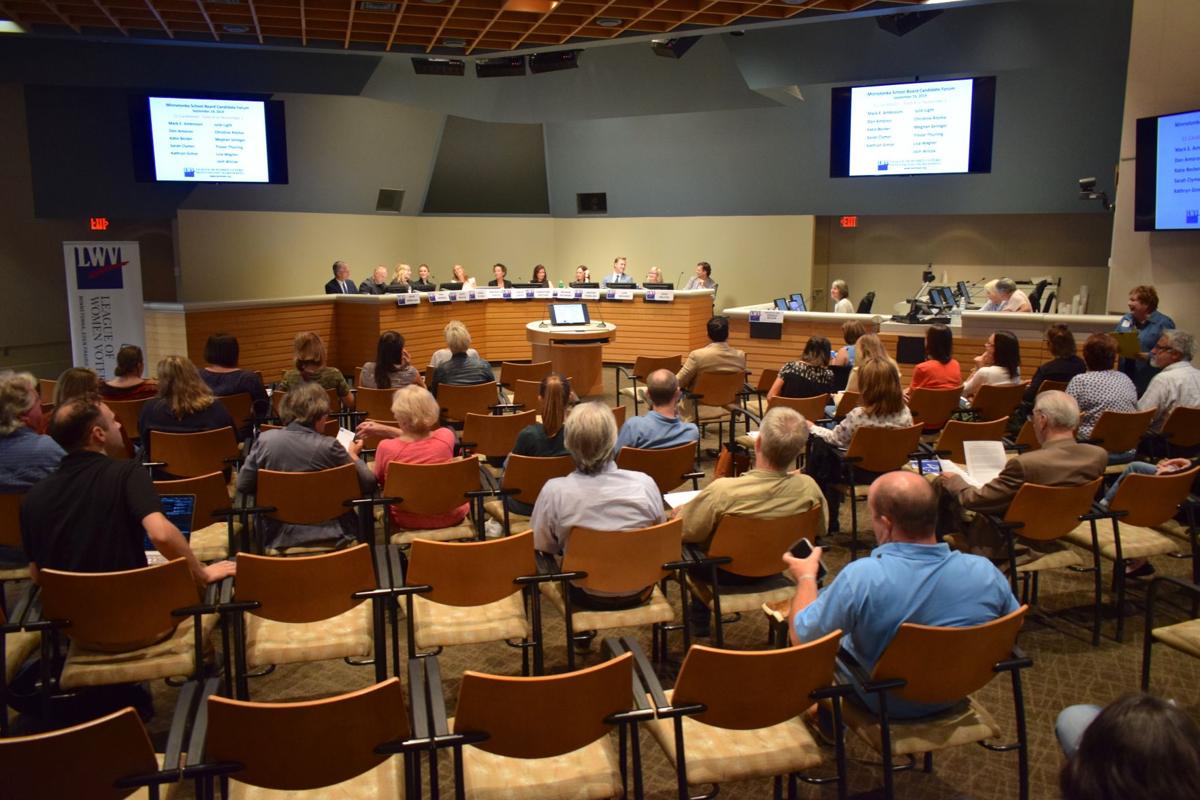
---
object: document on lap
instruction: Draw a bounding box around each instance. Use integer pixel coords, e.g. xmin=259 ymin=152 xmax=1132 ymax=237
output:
xmin=664 ymin=490 xmax=702 ymax=509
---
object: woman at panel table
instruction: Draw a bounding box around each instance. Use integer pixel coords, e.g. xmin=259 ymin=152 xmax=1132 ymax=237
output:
xmin=451 ymin=264 xmax=476 ymax=289
xmin=571 ymin=265 xmax=591 ymax=286
xmin=768 ymin=336 xmax=835 ymax=401
xmin=830 ymin=279 xmax=854 ymax=314
xmin=645 ymin=266 xmax=663 ymax=285
xmin=1115 ymin=284 xmax=1174 ymax=395
xmin=684 ymin=262 xmax=716 ymax=290
xmin=412 ymin=264 xmax=436 ymax=292
xmin=530 ymin=264 xmax=549 ymax=286
xmin=962 ymin=330 xmax=1021 ymax=402
xmin=389 ymin=263 xmax=412 ymax=292
xmin=488 ymin=263 xmax=513 ymax=288
xmin=907 ymin=323 xmax=963 ymax=396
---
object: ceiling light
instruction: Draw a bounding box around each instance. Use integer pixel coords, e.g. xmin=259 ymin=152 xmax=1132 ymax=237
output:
xmin=503 ymin=0 xmax=557 ymax=11
xmin=221 ymin=24 xmax=249 ymax=34
xmin=443 ymin=38 xmax=466 ymax=47
xmin=0 ymin=20 xmax=26 ymax=34
xmin=596 ymin=17 xmax=621 ymax=27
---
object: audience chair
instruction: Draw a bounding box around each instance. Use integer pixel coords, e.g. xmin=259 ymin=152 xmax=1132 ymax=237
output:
xmin=509 ymin=379 xmax=543 ymax=413
xmin=0 ymin=692 xmax=193 ymax=799
xmin=500 ymin=360 xmax=553 ymax=390
xmin=610 ymin=402 xmax=627 ymax=428
xmin=482 ymin=454 xmax=575 ymax=536
xmin=907 ymin=386 xmax=964 ymax=434
xmin=1066 ymin=466 xmax=1200 ymax=642
xmin=832 ymin=390 xmax=861 ymax=419
xmin=355 ymin=386 xmax=398 ymax=423
xmin=968 ymin=382 xmax=1029 ymax=422
xmin=250 ymin=462 xmax=374 ymax=555
xmin=439 ymin=381 xmax=503 ymax=427
xmin=687 ymin=507 xmax=824 ymax=647
xmin=615 ymin=354 xmax=683 ymax=415
xmin=220 ymin=544 xmax=405 ymax=699
xmin=0 ymin=493 xmax=31 ymax=616
xmin=749 ymin=368 xmax=780 ymax=416
xmin=382 ymin=458 xmax=489 ymax=546
xmin=541 ymin=518 xmax=689 ymax=671
xmin=461 ymin=408 xmax=536 ymax=478
xmin=1084 ymin=408 xmax=1157 ymax=471
xmin=146 ymin=426 xmax=241 ymax=480
xmin=444 ymin=651 xmax=649 ymax=800
xmin=153 ymin=471 xmax=241 ymax=561
xmin=1010 ymin=419 xmax=1040 ymax=454
xmin=189 ymin=675 xmax=430 ymax=799
xmin=29 ymin=559 xmax=219 ymax=698
xmin=1155 ymin=405 xmax=1200 ymax=457
xmin=984 ymin=479 xmax=1105 ymax=644
xmin=685 ymin=370 xmax=749 ymax=458
xmin=214 ymin=392 xmax=256 ymax=437
xmin=2 ymin=602 xmax=40 ymax=737
xmin=924 ymin=417 xmax=1009 ymax=465
xmin=405 ymin=532 xmax=553 ymax=675
xmin=838 ymin=606 xmax=1031 ymax=800
xmin=615 ymin=442 xmax=703 ymax=496
xmin=838 ymin=423 xmax=925 ymax=558
xmin=626 ymin=632 xmax=848 ymax=800
xmin=258 ymin=417 xmax=339 ymax=438
xmin=1036 ymin=379 xmax=1068 ymax=395
xmin=768 ymin=393 xmax=831 ymax=424
xmin=1141 ymin=575 xmax=1200 ymax=692
xmin=107 ymin=396 xmax=151 ymax=442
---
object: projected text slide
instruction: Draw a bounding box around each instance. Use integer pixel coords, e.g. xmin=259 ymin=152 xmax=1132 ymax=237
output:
xmin=848 ymin=79 xmax=974 ymax=176
xmin=1156 ymin=109 xmax=1200 ymax=229
xmin=149 ymin=97 xmax=270 ymax=183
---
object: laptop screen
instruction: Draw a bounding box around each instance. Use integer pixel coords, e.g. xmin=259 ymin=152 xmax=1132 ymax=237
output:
xmin=774 ymin=298 xmax=789 ymax=311
xmin=549 ymin=303 xmax=590 ymax=326
xmin=146 ymin=493 xmax=195 ymax=557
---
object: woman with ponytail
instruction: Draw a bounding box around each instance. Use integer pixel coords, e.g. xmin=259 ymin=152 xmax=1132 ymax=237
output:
xmin=504 ymin=372 xmax=572 ymax=515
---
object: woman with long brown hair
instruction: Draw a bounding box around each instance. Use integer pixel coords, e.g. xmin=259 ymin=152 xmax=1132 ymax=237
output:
xmin=137 ymin=355 xmax=236 ymax=461
xmin=281 ymin=331 xmax=354 ymax=409
xmin=505 ymin=373 xmax=572 ymax=515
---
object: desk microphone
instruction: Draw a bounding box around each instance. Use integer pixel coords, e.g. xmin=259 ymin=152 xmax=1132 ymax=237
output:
xmin=539 ymin=302 xmax=550 ymax=328
xmin=594 ymin=299 xmax=607 ymax=329
xmin=676 ymin=271 xmax=685 ymax=288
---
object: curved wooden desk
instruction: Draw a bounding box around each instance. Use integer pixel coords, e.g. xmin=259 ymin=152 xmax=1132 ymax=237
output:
xmin=525 ymin=321 xmax=617 ymax=396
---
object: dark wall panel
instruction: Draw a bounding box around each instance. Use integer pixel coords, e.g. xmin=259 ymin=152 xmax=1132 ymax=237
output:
xmin=423 ymin=116 xmax=549 ymax=214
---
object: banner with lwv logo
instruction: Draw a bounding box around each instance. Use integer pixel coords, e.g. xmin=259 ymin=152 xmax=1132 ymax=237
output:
xmin=62 ymin=241 xmax=145 ymax=380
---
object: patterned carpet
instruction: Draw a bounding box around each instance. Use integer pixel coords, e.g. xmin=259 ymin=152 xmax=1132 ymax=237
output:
xmin=11 ymin=379 xmax=1200 ymax=799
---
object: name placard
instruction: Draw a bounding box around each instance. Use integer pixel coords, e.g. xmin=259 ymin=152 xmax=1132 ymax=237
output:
xmin=395 ymin=292 xmax=420 ymax=307
xmin=580 ymin=289 xmax=601 ymax=301
xmin=606 ymin=289 xmax=634 ymax=301
xmin=644 ymin=290 xmax=675 ymax=303
xmin=506 ymin=288 xmax=531 ymax=300
xmin=429 ymin=291 xmax=452 ymax=304
xmin=555 ymin=288 xmax=577 ymax=300
xmin=450 ymin=290 xmax=472 ymax=303
xmin=749 ymin=309 xmax=784 ymax=324
xmin=533 ymin=288 xmax=555 ymax=299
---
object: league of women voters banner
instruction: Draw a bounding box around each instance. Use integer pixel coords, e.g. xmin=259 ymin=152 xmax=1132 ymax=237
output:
xmin=62 ymin=241 xmax=145 ymax=380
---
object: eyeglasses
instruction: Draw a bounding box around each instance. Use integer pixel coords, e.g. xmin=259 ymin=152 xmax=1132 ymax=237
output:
xmin=1151 ymin=343 xmax=1176 ymax=353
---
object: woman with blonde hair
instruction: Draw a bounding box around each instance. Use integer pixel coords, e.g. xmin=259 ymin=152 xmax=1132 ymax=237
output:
xmin=281 ymin=331 xmax=354 ymax=409
xmin=372 ymin=385 xmax=466 ymax=531
xmin=137 ymin=355 xmax=236 ymax=462
xmin=450 ymin=264 xmax=476 ymax=289
xmin=844 ymin=333 xmax=898 ymax=393
xmin=53 ymin=367 xmax=100 ymax=406
xmin=391 ymin=263 xmax=412 ymax=286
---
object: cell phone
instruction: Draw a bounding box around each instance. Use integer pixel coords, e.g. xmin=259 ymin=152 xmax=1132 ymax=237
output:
xmin=908 ymin=458 xmax=942 ymax=475
xmin=788 ymin=537 xmax=827 ymax=581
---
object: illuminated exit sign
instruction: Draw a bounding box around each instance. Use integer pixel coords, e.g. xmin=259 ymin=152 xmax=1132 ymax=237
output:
xmin=839 ymin=215 xmax=858 ymax=229
xmin=90 ymin=217 xmax=110 ymax=231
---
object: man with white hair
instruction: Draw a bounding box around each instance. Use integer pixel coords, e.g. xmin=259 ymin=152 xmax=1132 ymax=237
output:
xmin=1138 ymin=330 xmax=1200 ymax=434
xmin=429 ymin=319 xmax=494 ymax=397
xmin=980 ymin=277 xmax=1032 ymax=313
xmin=939 ymin=390 xmax=1106 ymax=559
xmin=531 ymin=402 xmax=664 ymax=609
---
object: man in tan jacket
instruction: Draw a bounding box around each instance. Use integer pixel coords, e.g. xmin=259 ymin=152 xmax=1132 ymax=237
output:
xmin=676 ymin=315 xmax=746 ymax=391
xmin=939 ymin=390 xmax=1106 ymax=560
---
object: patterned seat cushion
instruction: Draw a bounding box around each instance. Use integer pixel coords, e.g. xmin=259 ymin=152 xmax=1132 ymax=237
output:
xmin=687 ymin=574 xmax=796 ymax=615
xmin=227 ymin=756 xmax=405 ymax=799
xmin=539 ymin=583 xmax=675 ymax=632
xmin=483 ymin=500 xmax=530 ymax=527
xmin=1064 ymin=521 xmax=1180 ymax=561
xmin=412 ymin=591 xmax=529 ymax=649
xmin=191 ymin=520 xmax=241 ymax=562
xmin=448 ymin=717 xmax=624 ymax=800
xmin=391 ymin=520 xmax=478 ymax=546
xmin=245 ymin=603 xmax=372 ymax=669
xmin=1014 ymin=548 xmax=1083 ymax=573
xmin=645 ymin=690 xmax=822 ymax=785
xmin=1153 ymin=619 xmax=1200 ymax=659
xmin=0 ymin=565 xmax=30 ymax=581
xmin=5 ymin=629 xmax=39 ymax=683
xmin=842 ymin=695 xmax=1003 ymax=758
xmin=60 ymin=614 xmax=218 ymax=689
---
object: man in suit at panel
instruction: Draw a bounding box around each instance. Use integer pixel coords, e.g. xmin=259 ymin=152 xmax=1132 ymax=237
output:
xmin=938 ymin=390 xmax=1106 ymax=561
xmin=604 ymin=256 xmax=633 ymax=285
xmin=323 ymin=261 xmax=359 ymax=295
xmin=359 ymin=265 xmax=389 ymax=295
xmin=676 ymin=315 xmax=746 ymax=392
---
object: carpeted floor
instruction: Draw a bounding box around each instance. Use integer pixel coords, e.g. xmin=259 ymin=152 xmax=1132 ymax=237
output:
xmin=10 ymin=375 xmax=1200 ymax=799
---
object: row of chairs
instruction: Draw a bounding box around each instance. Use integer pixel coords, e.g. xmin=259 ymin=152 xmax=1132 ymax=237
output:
xmin=0 ymin=615 xmax=1034 ymax=800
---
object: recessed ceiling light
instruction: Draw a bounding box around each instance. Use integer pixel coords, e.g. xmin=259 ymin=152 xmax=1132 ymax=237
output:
xmin=0 ymin=20 xmax=26 ymax=34
xmin=221 ymin=23 xmax=249 ymax=33
xmin=596 ymin=17 xmax=621 ymax=27
xmin=443 ymin=38 xmax=466 ymax=47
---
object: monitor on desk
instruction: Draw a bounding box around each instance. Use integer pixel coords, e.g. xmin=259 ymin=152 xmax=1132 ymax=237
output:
xmin=604 ymin=281 xmax=638 ymax=289
xmin=643 ymin=282 xmax=674 ymax=290
xmin=439 ymin=281 xmax=463 ymax=291
xmin=789 ymin=293 xmax=807 ymax=312
xmin=774 ymin=298 xmax=790 ymax=311
xmin=569 ymin=282 xmax=599 ymax=289
xmin=549 ymin=303 xmax=591 ymax=326
xmin=928 ymin=286 xmax=955 ymax=309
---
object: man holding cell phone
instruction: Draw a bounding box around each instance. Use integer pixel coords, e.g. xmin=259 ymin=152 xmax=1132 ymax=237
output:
xmin=784 ymin=470 xmax=1016 ymax=719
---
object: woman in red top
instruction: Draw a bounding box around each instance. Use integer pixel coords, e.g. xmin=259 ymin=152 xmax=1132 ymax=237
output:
xmin=908 ymin=324 xmax=962 ymax=393
xmin=372 ymin=385 xmax=467 ymax=530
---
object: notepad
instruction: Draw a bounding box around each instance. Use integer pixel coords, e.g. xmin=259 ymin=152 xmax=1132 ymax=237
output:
xmin=1113 ymin=331 xmax=1141 ymax=359
xmin=664 ymin=490 xmax=701 ymax=509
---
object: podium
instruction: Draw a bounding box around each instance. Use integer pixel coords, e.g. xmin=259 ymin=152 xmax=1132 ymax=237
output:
xmin=525 ymin=321 xmax=617 ymax=397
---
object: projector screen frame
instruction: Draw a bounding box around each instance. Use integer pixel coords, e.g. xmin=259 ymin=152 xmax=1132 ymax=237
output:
xmin=128 ymin=91 xmax=289 ymax=185
xmin=1134 ymin=106 xmax=1200 ymax=232
xmin=829 ymin=76 xmax=997 ymax=179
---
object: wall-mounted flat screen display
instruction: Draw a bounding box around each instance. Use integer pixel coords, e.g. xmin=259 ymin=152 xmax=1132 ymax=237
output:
xmin=830 ymin=77 xmax=996 ymax=177
xmin=1135 ymin=107 xmax=1200 ymax=231
xmin=130 ymin=94 xmax=288 ymax=184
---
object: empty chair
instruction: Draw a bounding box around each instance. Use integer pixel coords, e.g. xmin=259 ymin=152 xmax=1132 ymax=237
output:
xmin=2 ymin=604 xmax=39 ymax=737
xmin=251 ymin=462 xmax=372 ymax=555
xmin=1036 ymin=379 xmax=1069 ymax=395
xmin=483 ymin=454 xmax=575 ymax=536
xmin=1141 ymin=576 xmax=1200 ymax=691
xmin=1086 ymin=408 xmax=1157 ymax=468
xmin=438 ymin=381 xmax=501 ymax=426
xmin=907 ymin=386 xmax=964 ymax=433
xmin=832 ymin=390 xmax=861 ymax=418
xmin=768 ymin=393 xmax=830 ymax=424
xmin=837 ymin=423 xmax=925 ymax=558
xmin=461 ymin=409 xmax=537 ymax=476
xmin=614 ymin=442 xmax=702 ymax=496
xmin=509 ymin=379 xmax=543 ymax=413
xmin=500 ymin=360 xmax=553 ymax=390
xmin=838 ymin=607 xmax=1030 ymax=800
xmin=355 ymin=386 xmax=398 ymax=423
xmin=748 ymin=368 xmax=780 ymax=416
xmin=1155 ymin=405 xmax=1200 ymax=457
xmin=685 ymin=370 xmax=748 ymax=456
xmin=969 ymin=382 xmax=1029 ymax=422
xmin=146 ymin=426 xmax=240 ymax=479
xmin=214 ymin=392 xmax=256 ymax=436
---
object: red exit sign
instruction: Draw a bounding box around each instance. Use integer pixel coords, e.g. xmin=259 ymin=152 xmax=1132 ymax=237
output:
xmin=839 ymin=215 xmax=858 ymax=229
xmin=89 ymin=217 xmax=110 ymax=231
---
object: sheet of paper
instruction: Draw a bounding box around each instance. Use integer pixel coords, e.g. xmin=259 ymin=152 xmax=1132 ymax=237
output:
xmin=937 ymin=458 xmax=983 ymax=489
xmin=963 ymin=440 xmax=1007 ymax=486
xmin=664 ymin=490 xmax=701 ymax=509
xmin=335 ymin=427 xmax=356 ymax=452
xmin=1113 ymin=330 xmax=1141 ymax=359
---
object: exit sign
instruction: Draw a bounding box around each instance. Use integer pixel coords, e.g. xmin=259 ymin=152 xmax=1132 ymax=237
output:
xmin=839 ymin=215 xmax=858 ymax=229
xmin=89 ymin=217 xmax=110 ymax=231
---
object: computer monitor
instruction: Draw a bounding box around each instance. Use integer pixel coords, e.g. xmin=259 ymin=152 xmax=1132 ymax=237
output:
xmin=643 ymin=282 xmax=674 ymax=290
xmin=774 ymin=298 xmax=789 ymax=311
xmin=439 ymin=281 xmax=463 ymax=291
xmin=604 ymin=280 xmax=637 ymax=289
xmin=569 ymin=282 xmax=599 ymax=289
xmin=789 ymin=292 xmax=807 ymax=312
xmin=928 ymin=286 xmax=954 ymax=308
xmin=549 ymin=303 xmax=590 ymax=326
xmin=956 ymin=281 xmax=971 ymax=302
